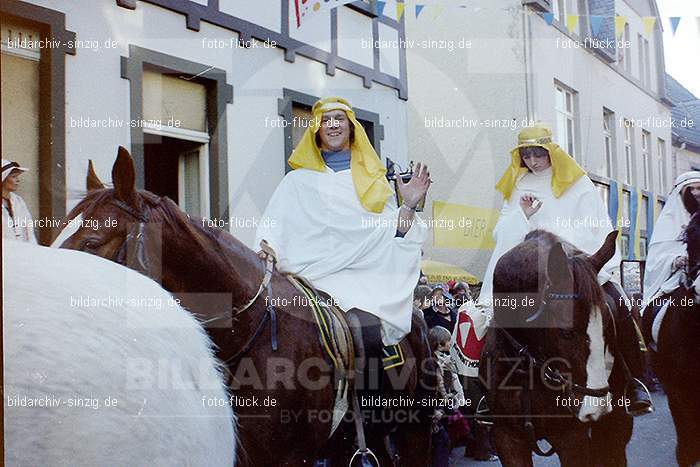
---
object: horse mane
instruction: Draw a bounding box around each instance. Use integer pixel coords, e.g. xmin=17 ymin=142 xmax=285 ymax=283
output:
xmin=71 ymin=188 xmax=261 ymax=274
xmin=523 ymin=229 xmax=606 ymax=310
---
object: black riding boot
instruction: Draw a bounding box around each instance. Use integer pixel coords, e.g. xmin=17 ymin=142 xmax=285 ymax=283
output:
xmin=347 ymin=309 xmax=385 ymax=394
xmin=602 ymin=282 xmax=653 ymax=416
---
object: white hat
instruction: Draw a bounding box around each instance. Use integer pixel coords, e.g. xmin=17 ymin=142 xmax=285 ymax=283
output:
xmin=2 ymin=159 xmax=29 ymax=182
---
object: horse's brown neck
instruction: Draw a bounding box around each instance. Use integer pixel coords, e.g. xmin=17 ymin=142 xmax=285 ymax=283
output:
xmin=158 ymin=214 xmax=264 ymax=316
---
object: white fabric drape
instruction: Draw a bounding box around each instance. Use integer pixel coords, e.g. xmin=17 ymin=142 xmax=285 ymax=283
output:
xmin=451 ymin=168 xmax=619 ymax=376
xmin=642 ymin=171 xmax=700 ymax=308
xmin=255 ymin=167 xmax=428 ymax=345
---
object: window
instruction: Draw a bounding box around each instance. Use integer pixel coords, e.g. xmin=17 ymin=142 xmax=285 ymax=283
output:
xmin=142 ymin=69 xmax=211 ymax=218
xmin=620 ymin=23 xmax=631 ymax=73
xmin=623 ymin=120 xmax=634 ymax=185
xmin=595 ymin=182 xmax=610 ymax=211
xmin=555 ymin=84 xmax=577 ymax=159
xmin=603 ymin=109 xmax=615 ymax=177
xmin=672 ymin=149 xmax=679 ymax=179
xmin=641 ymin=130 xmax=651 ymax=189
xmin=657 ymin=138 xmax=666 ymax=193
xmin=552 ymin=0 xmax=577 ymax=32
xmin=637 ymin=34 xmax=651 ymax=86
xmin=640 ymin=237 xmax=647 ymax=259
xmin=621 ymin=234 xmax=630 ymax=258
xmin=643 ymin=37 xmax=651 ymax=87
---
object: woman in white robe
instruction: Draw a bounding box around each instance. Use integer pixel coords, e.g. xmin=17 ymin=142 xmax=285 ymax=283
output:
xmin=451 ymin=124 xmax=652 ymax=415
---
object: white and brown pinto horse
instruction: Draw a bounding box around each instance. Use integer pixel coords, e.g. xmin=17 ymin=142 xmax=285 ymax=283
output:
xmin=481 ymin=230 xmax=634 ymax=467
xmin=3 ymin=241 xmax=235 ymax=466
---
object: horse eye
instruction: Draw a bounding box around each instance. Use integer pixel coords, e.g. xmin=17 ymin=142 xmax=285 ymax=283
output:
xmin=83 ymin=239 xmax=100 ymax=251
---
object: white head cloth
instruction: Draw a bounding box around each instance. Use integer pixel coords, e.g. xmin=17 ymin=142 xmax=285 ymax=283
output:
xmin=643 ymin=171 xmax=700 ymax=304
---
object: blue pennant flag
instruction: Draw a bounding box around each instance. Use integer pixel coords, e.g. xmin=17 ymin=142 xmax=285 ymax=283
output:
xmin=543 ymin=13 xmax=555 ymax=25
xmin=669 ymin=16 xmax=681 ymax=35
xmin=590 ymin=15 xmax=604 ymax=36
xmin=415 ymin=4 xmax=425 ymax=18
xmin=377 ymin=1 xmax=387 ymax=16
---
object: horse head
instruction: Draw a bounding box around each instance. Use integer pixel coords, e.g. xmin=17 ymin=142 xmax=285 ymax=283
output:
xmin=56 ymin=146 xmax=263 ymax=324
xmin=682 ymin=189 xmax=700 ymax=301
xmin=492 ymin=229 xmax=617 ymax=423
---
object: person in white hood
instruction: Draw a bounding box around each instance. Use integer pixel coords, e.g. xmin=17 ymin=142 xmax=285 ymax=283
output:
xmin=641 ymin=171 xmax=700 ymax=347
xmin=643 ymin=171 xmax=700 ymax=306
xmin=2 ymin=159 xmax=37 ymax=244
xmin=451 ymin=124 xmax=652 ymax=416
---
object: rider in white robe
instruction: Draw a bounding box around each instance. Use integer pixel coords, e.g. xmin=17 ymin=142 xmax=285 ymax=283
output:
xmin=255 ymin=97 xmax=430 ymax=346
xmin=451 ymin=124 xmax=652 ymax=415
xmin=643 ymin=171 xmax=700 ymax=307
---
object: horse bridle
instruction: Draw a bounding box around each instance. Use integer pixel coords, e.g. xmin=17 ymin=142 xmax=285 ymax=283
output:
xmin=106 ymin=197 xmax=279 ymax=367
xmin=494 ymin=281 xmax=611 ymax=457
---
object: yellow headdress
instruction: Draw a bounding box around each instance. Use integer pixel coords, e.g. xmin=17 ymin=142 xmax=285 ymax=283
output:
xmin=287 ymin=97 xmax=393 ymax=213
xmin=495 ymin=124 xmax=586 ymax=200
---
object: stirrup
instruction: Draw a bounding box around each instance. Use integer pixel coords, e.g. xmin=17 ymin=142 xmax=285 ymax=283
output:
xmin=624 ymin=378 xmax=654 ymax=417
xmin=349 ymin=448 xmax=380 ymax=467
xmin=475 ymin=396 xmax=494 ymax=426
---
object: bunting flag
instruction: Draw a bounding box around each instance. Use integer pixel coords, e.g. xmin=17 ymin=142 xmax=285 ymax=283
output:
xmin=647 ymin=192 xmax=656 ymax=240
xmin=615 ymin=16 xmax=628 ymax=39
xmin=432 ymin=4 xmax=444 ymax=20
xmin=543 ymin=12 xmax=555 ymax=25
xmin=294 ymin=0 xmax=359 ymax=27
xmin=629 ymin=188 xmax=643 ymax=260
xmin=590 ymin=15 xmax=604 ymax=35
xmin=642 ymin=16 xmax=657 ymax=37
xmin=377 ymin=0 xmax=387 ymax=16
xmin=670 ymin=16 xmax=682 ymax=35
xmin=566 ymin=14 xmax=579 ymax=33
xmin=396 ymin=2 xmax=405 ymax=21
xmin=608 ymin=180 xmax=624 ymax=240
xmin=415 ymin=4 xmax=425 ymax=18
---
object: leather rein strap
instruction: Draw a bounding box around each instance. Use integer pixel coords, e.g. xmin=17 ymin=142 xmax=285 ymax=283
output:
xmin=225 ymin=245 xmax=279 ymax=366
xmin=107 ymin=199 xmax=279 ymax=365
xmin=494 ymin=286 xmax=611 ymax=458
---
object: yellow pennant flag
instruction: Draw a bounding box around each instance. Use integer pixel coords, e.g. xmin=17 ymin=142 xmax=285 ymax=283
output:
xmin=615 ymin=16 xmax=627 ymax=39
xmin=432 ymin=4 xmax=444 ymax=20
xmin=642 ymin=16 xmax=657 ymax=36
xmin=566 ymin=14 xmax=579 ymax=33
xmin=396 ymin=3 xmax=405 ymax=21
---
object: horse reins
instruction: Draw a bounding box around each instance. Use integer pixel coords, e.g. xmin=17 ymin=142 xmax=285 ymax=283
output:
xmin=106 ymin=198 xmax=280 ymax=367
xmin=494 ymin=283 xmax=611 ymax=458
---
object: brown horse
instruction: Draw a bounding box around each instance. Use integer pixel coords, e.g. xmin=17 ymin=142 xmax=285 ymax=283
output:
xmin=58 ymin=147 xmax=436 ymax=466
xmin=480 ymin=230 xmax=634 ymax=467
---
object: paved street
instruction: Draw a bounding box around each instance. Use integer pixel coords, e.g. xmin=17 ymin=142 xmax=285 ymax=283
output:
xmin=452 ymin=392 xmax=677 ymax=467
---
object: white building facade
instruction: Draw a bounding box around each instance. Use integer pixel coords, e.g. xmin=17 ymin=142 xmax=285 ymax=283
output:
xmin=1 ymin=0 xmax=409 ymax=246
xmin=406 ymin=0 xmax=674 ymax=280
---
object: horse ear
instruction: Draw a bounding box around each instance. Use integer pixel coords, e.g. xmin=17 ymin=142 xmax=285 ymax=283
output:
xmin=589 ymin=230 xmax=618 ymax=273
xmin=112 ymin=146 xmax=137 ymax=205
xmin=86 ymin=160 xmax=105 ymax=191
xmin=546 ymin=242 xmax=572 ymax=286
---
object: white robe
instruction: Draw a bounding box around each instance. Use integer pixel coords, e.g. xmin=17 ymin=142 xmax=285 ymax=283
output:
xmin=2 ymin=193 xmax=37 ymax=244
xmin=451 ymin=167 xmax=620 ymax=376
xmin=255 ymin=167 xmax=428 ymax=345
xmin=642 ymin=174 xmax=700 ymax=308
xmin=479 ymin=167 xmax=620 ymax=307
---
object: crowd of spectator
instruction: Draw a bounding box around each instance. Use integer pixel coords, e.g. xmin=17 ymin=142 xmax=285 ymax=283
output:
xmin=414 ymin=278 xmax=498 ymax=466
